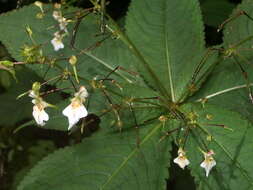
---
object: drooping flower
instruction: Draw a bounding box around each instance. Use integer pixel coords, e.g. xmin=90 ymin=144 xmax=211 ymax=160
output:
xmin=173 ymin=147 xmax=190 ymax=169
xmin=52 ymin=10 xmax=62 ymax=21
xmin=32 ymin=98 xmax=49 ymax=126
xmin=58 ymin=17 xmax=69 ymax=33
xmin=28 ymin=83 xmax=53 ymax=126
xmin=52 ymin=9 xmax=69 ymax=33
xmin=200 ymin=150 xmax=216 ymax=177
xmin=51 ymin=32 xmax=64 ymax=51
xmin=62 ymin=86 xmax=89 ymax=130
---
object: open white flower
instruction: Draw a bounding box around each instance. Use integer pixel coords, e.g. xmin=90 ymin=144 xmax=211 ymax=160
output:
xmin=200 ymin=150 xmax=216 ymax=177
xmin=32 ymin=98 xmax=49 ymax=126
xmin=173 ymin=147 xmax=190 ymax=169
xmin=51 ymin=32 xmax=64 ymax=51
xmin=62 ymin=86 xmax=89 ymax=130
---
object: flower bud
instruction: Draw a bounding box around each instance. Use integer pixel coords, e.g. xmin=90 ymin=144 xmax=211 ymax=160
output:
xmin=32 ymin=82 xmax=41 ymax=92
xmin=69 ymin=55 xmax=77 ymax=66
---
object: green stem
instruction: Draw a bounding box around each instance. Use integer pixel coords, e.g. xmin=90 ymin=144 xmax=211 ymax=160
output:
xmin=233 ymin=34 xmax=253 ymax=49
xmin=196 ymin=83 xmax=253 ymax=102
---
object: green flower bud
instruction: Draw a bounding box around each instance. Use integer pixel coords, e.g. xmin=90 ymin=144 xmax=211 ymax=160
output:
xmin=32 ymin=82 xmax=41 ymax=92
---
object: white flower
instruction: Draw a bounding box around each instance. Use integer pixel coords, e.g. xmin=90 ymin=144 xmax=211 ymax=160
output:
xmin=52 ymin=10 xmax=61 ymax=21
xmin=52 ymin=11 xmax=69 ymax=33
xmin=58 ymin=17 xmax=68 ymax=33
xmin=29 ymin=90 xmax=38 ymax=98
xmin=51 ymin=32 xmax=64 ymax=51
xmin=75 ymin=86 xmax=89 ymax=99
xmin=173 ymin=147 xmax=190 ymax=169
xmin=200 ymin=150 xmax=216 ymax=177
xmin=62 ymin=100 xmax=88 ymax=130
xmin=62 ymin=86 xmax=89 ymax=130
xmin=32 ymin=99 xmax=49 ymax=126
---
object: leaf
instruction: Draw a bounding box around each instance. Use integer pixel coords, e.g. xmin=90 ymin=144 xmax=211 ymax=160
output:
xmin=18 ymin=109 xmax=172 ymax=190
xmin=0 ymin=4 xmax=148 ymax=132
xmin=189 ymin=58 xmax=253 ymax=123
xmin=0 ymin=4 xmax=139 ymax=91
xmin=11 ymin=140 xmax=57 ymax=190
xmin=182 ymin=103 xmax=253 ymax=189
xmin=223 ymin=0 xmax=253 ymax=60
xmin=125 ymin=0 xmax=213 ymax=101
xmin=0 ymin=66 xmax=40 ymax=126
xmin=201 ymin=0 xmax=235 ymax=27
xmin=190 ymin=0 xmax=253 ymax=122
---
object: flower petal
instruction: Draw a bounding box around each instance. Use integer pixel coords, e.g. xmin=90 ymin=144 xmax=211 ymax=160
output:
xmin=174 ymin=157 xmax=190 ymax=169
xmin=62 ymin=103 xmax=88 ymax=130
xmin=173 ymin=147 xmax=190 ymax=169
xmin=33 ymin=105 xmax=49 ymax=126
xmin=200 ymin=151 xmax=216 ymax=177
xmin=51 ymin=38 xmax=64 ymax=51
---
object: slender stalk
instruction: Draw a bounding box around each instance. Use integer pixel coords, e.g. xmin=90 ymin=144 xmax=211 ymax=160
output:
xmin=89 ymin=0 xmax=170 ymax=100
xmin=196 ymin=83 xmax=253 ymax=102
xmin=232 ymin=34 xmax=253 ymax=49
xmin=232 ymin=55 xmax=253 ymax=103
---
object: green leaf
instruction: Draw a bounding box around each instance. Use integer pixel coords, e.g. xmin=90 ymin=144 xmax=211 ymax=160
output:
xmin=0 ymin=4 xmax=147 ymax=133
xmin=223 ymin=0 xmax=253 ymax=60
xmin=0 ymin=66 xmax=40 ymax=126
xmin=0 ymin=5 xmax=139 ymax=90
xmin=125 ymin=0 xmax=211 ymax=101
xmin=189 ymin=0 xmax=253 ymax=122
xmin=189 ymin=58 xmax=253 ymax=122
xmin=18 ymin=110 xmax=172 ymax=190
xmin=183 ymin=103 xmax=253 ymax=189
xmin=201 ymin=0 xmax=235 ymax=27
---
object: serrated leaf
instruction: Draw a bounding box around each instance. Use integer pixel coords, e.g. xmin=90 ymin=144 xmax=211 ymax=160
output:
xmin=223 ymin=0 xmax=253 ymax=60
xmin=189 ymin=56 xmax=253 ymax=123
xmin=0 ymin=5 xmax=138 ymax=91
xmin=125 ymin=0 xmax=213 ymax=101
xmin=182 ymin=103 xmax=253 ymax=189
xmin=0 ymin=66 xmax=40 ymax=126
xmin=18 ymin=110 xmax=172 ymax=190
xmin=189 ymin=1 xmax=253 ymax=122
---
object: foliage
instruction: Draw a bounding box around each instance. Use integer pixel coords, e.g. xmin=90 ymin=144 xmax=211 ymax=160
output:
xmin=1 ymin=0 xmax=253 ymax=189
